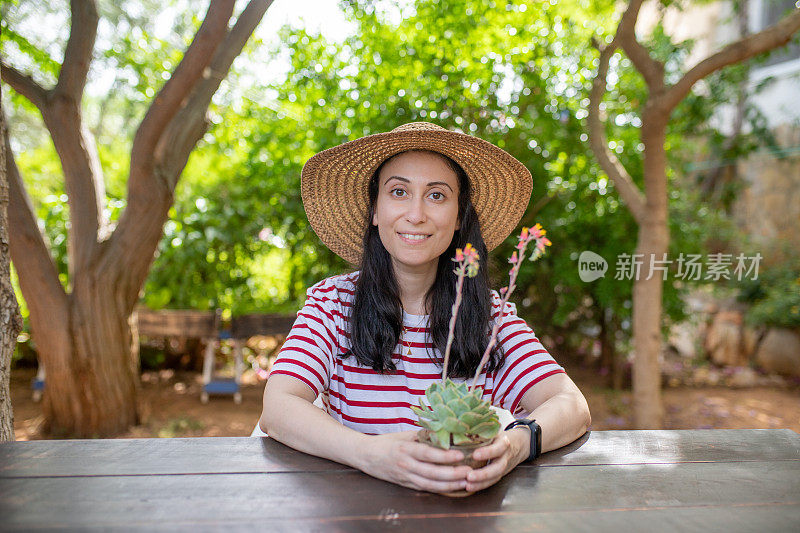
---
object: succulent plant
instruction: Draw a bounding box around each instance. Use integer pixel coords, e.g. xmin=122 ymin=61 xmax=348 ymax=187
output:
xmin=411 ymin=379 xmax=500 ymax=449
xmin=412 ymin=230 xmax=550 ymax=451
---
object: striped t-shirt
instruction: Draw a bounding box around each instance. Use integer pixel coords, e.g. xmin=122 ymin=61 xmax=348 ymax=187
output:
xmin=269 ymin=271 xmax=566 ymax=434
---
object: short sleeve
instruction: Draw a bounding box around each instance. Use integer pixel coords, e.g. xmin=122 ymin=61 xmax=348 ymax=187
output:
xmin=489 ymin=293 xmax=566 ymax=416
xmin=268 ymin=281 xmax=338 ymax=397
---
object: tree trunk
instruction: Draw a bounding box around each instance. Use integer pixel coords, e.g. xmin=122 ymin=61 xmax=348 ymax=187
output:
xmin=1 ymin=105 xmax=23 ymax=442
xmin=599 ymin=306 xmax=620 ymax=389
xmin=41 ymin=278 xmax=140 ymax=437
xmin=632 ymin=113 xmax=669 ymax=428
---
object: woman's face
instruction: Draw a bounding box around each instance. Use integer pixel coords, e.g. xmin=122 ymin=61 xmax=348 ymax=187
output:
xmin=372 ymin=150 xmax=460 ymax=273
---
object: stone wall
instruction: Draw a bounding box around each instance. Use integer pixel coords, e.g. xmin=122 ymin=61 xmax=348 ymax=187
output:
xmin=733 ymin=124 xmax=800 ymax=265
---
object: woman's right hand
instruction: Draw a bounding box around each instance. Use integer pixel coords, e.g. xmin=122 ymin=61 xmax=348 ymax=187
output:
xmin=358 ymin=430 xmax=473 ymax=494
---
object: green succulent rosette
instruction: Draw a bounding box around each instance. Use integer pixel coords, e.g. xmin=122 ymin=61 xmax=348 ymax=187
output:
xmin=412 ymin=379 xmax=501 ymax=450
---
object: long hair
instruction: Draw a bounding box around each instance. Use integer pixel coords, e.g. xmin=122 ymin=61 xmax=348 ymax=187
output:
xmin=344 ymin=150 xmax=505 ymax=378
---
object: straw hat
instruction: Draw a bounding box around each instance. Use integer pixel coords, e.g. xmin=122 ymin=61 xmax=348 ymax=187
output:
xmin=300 ymin=121 xmax=532 ymax=265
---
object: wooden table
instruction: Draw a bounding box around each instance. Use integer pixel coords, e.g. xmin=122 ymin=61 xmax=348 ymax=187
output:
xmin=1 ymin=429 xmax=798 ymax=531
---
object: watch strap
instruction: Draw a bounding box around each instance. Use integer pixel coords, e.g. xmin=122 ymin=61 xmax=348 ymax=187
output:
xmin=504 ymin=418 xmax=542 ymax=462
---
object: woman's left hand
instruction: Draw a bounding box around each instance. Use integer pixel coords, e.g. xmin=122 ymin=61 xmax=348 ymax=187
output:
xmin=463 ymin=429 xmax=527 ymax=493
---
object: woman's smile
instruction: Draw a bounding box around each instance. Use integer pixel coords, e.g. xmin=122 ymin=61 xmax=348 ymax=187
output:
xmin=397 ymin=232 xmax=432 ymax=244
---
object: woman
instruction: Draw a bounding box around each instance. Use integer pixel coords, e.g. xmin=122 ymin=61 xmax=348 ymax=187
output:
xmin=258 ymin=122 xmax=591 ymax=495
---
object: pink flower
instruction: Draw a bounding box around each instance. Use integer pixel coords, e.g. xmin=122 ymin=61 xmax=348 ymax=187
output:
xmin=469 ymin=222 xmax=552 ymax=391
xmin=443 ymin=242 xmax=482 ymax=379
xmin=463 ymin=243 xmax=479 ymax=263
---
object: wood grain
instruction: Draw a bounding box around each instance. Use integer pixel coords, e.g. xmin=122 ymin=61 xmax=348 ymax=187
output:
xmin=1 ymin=429 xmax=797 ymax=478
xmin=0 ymin=461 xmax=797 ymax=530
xmin=1 ymin=429 xmax=798 ymax=531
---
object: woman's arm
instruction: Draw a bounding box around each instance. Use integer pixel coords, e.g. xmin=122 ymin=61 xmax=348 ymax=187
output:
xmin=259 ymin=374 xmax=367 ymax=466
xmin=259 ymin=374 xmax=473 ymax=493
xmin=464 ymin=372 xmax=591 ymax=493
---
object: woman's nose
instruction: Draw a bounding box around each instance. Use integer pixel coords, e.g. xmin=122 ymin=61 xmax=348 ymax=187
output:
xmin=405 ymin=197 xmax=427 ymax=224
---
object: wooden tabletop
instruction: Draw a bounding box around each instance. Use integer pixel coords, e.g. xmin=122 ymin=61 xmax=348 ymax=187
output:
xmin=1 ymin=429 xmax=798 ymax=531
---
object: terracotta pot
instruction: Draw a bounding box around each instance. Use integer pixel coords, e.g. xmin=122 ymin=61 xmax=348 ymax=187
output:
xmin=416 ymin=429 xmax=493 ymax=497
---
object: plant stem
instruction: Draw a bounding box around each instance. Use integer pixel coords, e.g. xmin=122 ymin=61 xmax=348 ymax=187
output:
xmin=469 ymin=248 xmax=529 ymax=391
xmin=442 ymin=270 xmax=465 ymax=380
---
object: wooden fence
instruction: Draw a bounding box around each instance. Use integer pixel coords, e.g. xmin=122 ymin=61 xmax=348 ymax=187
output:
xmin=134 ymin=308 xmax=297 ymax=340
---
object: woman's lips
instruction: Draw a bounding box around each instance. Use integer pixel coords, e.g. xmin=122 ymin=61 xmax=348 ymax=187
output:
xmin=397 ymin=232 xmax=431 ymax=244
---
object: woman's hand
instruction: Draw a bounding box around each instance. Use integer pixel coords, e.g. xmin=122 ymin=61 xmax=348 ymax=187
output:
xmin=359 ymin=431 xmax=473 ymax=494
xmin=464 ymin=429 xmax=527 ymax=493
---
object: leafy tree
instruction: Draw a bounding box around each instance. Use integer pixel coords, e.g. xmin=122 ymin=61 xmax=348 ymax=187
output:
xmin=2 ymin=0 xmax=272 ymax=437
xmin=588 ymin=0 xmax=800 ymax=427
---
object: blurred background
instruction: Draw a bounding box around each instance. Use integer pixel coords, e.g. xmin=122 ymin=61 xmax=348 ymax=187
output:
xmin=2 ymin=0 xmax=798 ymax=440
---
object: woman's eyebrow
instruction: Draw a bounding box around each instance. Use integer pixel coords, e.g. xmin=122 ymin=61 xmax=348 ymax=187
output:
xmin=384 ymin=175 xmax=454 ymax=192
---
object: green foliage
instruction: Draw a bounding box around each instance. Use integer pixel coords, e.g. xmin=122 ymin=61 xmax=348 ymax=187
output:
xmin=5 ymin=0 xmax=786 ymax=354
xmin=736 ymin=260 xmax=800 ymax=329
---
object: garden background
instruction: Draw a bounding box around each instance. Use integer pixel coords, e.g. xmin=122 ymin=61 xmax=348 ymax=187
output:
xmin=2 ymin=0 xmax=798 ymax=440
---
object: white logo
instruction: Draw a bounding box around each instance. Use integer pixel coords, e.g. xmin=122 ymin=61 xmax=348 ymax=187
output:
xmin=579 ymin=251 xmax=607 ymax=282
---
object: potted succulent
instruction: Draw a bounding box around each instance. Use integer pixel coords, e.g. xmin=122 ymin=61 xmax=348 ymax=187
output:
xmin=412 ymin=226 xmax=551 ymax=493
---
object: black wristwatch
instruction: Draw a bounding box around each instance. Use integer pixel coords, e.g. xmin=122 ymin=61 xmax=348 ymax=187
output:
xmin=504 ymin=418 xmax=542 ymax=462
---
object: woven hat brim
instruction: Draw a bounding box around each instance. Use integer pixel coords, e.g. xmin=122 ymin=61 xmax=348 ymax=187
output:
xmin=301 ymin=128 xmax=533 ymax=265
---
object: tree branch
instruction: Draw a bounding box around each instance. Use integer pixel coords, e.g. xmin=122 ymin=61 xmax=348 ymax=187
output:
xmin=129 ymin=0 xmax=235 ymax=189
xmin=588 ymin=38 xmax=647 ymax=225
xmin=53 ymin=0 xmax=99 ymax=100
xmin=0 ymin=61 xmax=50 ymax=112
xmin=3 ymin=110 xmax=69 ymax=323
xmin=103 ymin=0 xmax=272 ymax=312
xmin=41 ymin=105 xmax=107 ymax=276
xmin=663 ymin=7 xmax=800 ymax=112
xmin=157 ymin=0 xmax=274 ymax=181
xmin=4 ymin=1 xmax=105 ymax=279
xmin=617 ymin=0 xmax=665 ymax=92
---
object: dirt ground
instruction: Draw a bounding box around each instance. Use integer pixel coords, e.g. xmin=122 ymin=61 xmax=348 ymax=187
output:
xmin=10 ymin=357 xmax=800 ymax=440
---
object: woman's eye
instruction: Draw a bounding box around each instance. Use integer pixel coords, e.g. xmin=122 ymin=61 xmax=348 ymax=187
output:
xmin=430 ymin=192 xmax=444 ymax=200
xmin=390 ymin=188 xmax=406 ymax=197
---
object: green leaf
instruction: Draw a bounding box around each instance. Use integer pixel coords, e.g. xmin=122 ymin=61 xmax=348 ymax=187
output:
xmin=418 ymin=418 xmax=443 ymax=432
xmin=433 ymin=429 xmax=451 ymax=449
xmin=466 ymin=392 xmax=481 ymax=410
xmin=427 ymin=390 xmax=444 ymax=408
xmin=472 ymin=405 xmax=492 ymax=417
xmin=471 ymin=420 xmax=500 ymax=440
xmin=433 ymin=402 xmax=456 ymax=421
xmin=441 ymin=385 xmax=457 ymax=404
xmin=446 ymin=398 xmax=471 ymax=417
xmin=453 ymin=433 xmax=473 ymax=445
xmin=459 ymin=411 xmax=484 ymax=427
xmin=411 ymin=405 xmax=435 ymax=420
xmin=443 ymin=417 xmax=469 ymax=434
